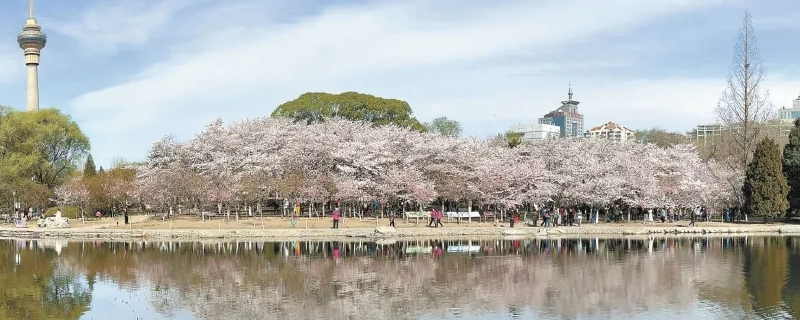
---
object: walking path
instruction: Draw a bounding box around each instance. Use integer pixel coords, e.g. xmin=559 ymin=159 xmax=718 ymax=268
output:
xmin=0 ymin=218 xmax=799 ymax=241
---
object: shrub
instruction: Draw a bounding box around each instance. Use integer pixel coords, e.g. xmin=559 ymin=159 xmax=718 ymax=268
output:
xmin=44 ymin=206 xmax=82 ymax=219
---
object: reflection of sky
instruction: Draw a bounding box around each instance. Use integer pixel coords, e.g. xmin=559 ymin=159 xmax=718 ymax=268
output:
xmin=418 ymin=304 xmax=728 ymax=320
xmin=80 ymin=281 xmax=194 ymax=320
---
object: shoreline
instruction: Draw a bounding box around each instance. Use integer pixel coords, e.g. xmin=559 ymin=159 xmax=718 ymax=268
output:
xmin=1 ymin=223 xmax=800 ymax=241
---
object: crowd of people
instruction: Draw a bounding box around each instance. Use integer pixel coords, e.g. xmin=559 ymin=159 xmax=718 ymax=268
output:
xmin=381 ymin=205 xmax=743 ymax=229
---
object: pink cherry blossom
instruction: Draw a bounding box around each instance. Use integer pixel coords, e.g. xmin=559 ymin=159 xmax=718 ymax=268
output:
xmin=128 ymin=117 xmax=736 ymax=214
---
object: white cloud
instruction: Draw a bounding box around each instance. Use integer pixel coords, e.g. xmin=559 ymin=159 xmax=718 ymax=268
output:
xmin=51 ymin=0 xmax=198 ymax=53
xmin=64 ymin=0 xmax=741 ymax=164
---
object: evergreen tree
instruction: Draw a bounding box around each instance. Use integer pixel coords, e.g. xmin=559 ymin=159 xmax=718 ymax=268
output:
xmin=783 ymin=118 xmax=800 ymax=216
xmin=744 ymin=137 xmax=789 ymax=218
xmin=83 ymin=155 xmax=97 ymax=177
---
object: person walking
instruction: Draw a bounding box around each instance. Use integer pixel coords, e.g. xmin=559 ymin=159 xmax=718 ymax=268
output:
xmin=576 ymin=209 xmax=583 ymax=227
xmin=435 ymin=209 xmax=443 ymax=228
xmin=555 ymin=207 xmax=562 ymax=227
xmin=544 ymin=210 xmax=551 ymax=227
xmin=509 ymin=210 xmax=515 ymax=228
xmin=332 ymin=207 xmax=340 ymax=229
xmin=539 ymin=209 xmax=546 ymax=226
xmin=689 ymin=207 xmax=697 ymax=227
xmin=388 ymin=210 xmax=396 ymax=227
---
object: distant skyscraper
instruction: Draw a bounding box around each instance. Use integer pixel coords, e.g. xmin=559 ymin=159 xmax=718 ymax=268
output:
xmin=539 ymin=84 xmax=584 ymax=137
xmin=17 ymin=0 xmax=47 ymax=112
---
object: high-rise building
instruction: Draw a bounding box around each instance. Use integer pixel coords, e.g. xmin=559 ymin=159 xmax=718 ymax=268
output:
xmin=17 ymin=0 xmax=46 ymax=112
xmin=539 ymin=84 xmax=584 ymax=137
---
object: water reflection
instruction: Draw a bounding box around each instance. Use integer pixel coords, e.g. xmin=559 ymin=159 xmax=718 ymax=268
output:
xmin=2 ymin=237 xmax=800 ymax=319
xmin=0 ymin=240 xmax=90 ymax=320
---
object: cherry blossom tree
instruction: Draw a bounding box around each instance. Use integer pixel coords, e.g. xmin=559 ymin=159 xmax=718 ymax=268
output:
xmin=128 ymin=116 xmax=734 ymax=220
xmin=53 ymin=177 xmax=90 ymax=219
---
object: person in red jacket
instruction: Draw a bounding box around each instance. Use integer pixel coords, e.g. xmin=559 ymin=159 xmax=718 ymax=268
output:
xmin=332 ymin=207 xmax=340 ymax=229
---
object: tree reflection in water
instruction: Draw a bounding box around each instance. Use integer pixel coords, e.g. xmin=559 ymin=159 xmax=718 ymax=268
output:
xmin=0 ymin=240 xmax=90 ymax=320
xmin=2 ymin=236 xmax=800 ymax=319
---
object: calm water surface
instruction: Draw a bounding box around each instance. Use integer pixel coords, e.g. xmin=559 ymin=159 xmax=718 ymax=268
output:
xmin=1 ymin=236 xmax=799 ymax=320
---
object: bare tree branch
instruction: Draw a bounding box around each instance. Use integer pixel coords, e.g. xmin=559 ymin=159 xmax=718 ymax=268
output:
xmin=714 ymin=11 xmax=776 ymax=172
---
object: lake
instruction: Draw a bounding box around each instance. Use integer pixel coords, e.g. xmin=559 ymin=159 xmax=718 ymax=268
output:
xmin=1 ymin=236 xmax=799 ymax=320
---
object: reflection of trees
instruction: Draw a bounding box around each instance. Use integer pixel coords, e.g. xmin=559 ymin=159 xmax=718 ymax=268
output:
xmin=4 ymin=237 xmax=796 ymax=319
xmin=42 ymin=274 xmax=91 ymax=316
xmin=745 ymin=237 xmax=789 ymax=314
xmin=39 ymin=239 xmax=769 ymax=319
xmin=785 ymin=239 xmax=800 ymax=317
xmin=0 ymin=241 xmax=90 ymax=320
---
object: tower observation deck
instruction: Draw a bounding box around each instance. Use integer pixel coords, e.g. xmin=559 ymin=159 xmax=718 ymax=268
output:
xmin=17 ymin=0 xmax=46 ymax=111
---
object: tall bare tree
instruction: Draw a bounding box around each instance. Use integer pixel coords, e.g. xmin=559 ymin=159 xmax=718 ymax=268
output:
xmin=714 ymin=11 xmax=776 ymax=171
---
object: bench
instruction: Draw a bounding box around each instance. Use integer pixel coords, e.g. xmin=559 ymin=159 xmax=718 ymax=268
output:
xmin=200 ymin=212 xmax=221 ymax=220
xmin=404 ymin=211 xmax=429 ymax=219
xmin=445 ymin=212 xmax=481 ymax=222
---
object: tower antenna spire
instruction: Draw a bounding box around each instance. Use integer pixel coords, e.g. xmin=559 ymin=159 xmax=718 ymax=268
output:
xmin=29 ymin=0 xmax=34 ymax=19
xmin=568 ymin=82 xmax=573 ymax=101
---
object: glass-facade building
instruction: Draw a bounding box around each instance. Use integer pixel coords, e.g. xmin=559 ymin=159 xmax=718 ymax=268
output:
xmin=779 ymin=94 xmax=800 ymax=122
xmin=538 ymin=87 xmax=584 ymax=138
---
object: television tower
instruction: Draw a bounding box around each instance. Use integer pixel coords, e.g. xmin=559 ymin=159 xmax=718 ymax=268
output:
xmin=17 ymin=0 xmax=47 ymax=112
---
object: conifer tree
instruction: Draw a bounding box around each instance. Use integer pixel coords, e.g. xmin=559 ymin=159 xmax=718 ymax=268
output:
xmin=744 ymin=137 xmax=789 ymax=218
xmin=782 ymin=118 xmax=800 ymax=216
xmin=83 ymin=155 xmax=97 ymax=177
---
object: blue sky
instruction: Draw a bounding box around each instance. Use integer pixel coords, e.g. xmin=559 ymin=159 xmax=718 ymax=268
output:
xmin=1 ymin=0 xmax=800 ymax=167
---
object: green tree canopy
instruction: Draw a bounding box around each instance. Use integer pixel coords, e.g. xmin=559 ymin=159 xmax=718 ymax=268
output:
xmin=271 ymin=92 xmax=425 ymax=131
xmin=83 ymin=155 xmax=97 ymax=177
xmin=635 ymin=127 xmax=687 ymax=148
xmin=424 ymin=116 xmax=462 ymax=137
xmin=0 ymin=108 xmax=90 ymax=190
xmin=744 ymin=137 xmax=789 ymax=218
xmin=493 ymin=131 xmax=523 ymax=148
xmin=782 ymin=118 xmax=800 ymax=216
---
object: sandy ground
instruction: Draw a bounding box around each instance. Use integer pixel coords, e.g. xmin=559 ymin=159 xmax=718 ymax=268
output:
xmin=108 ymin=215 xmax=511 ymax=230
xmin=106 ymin=215 xmax=754 ymax=230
